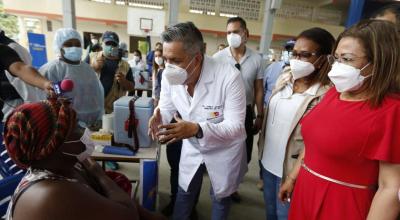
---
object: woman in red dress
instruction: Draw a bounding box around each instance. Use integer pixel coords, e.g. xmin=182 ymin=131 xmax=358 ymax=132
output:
xmin=279 ymin=20 xmax=400 ymax=219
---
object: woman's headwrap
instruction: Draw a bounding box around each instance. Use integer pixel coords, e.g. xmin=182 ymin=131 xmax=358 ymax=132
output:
xmin=4 ymin=98 xmax=77 ymax=168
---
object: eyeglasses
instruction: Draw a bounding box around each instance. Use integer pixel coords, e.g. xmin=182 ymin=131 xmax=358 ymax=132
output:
xmin=235 ymin=63 xmax=241 ymax=71
xmin=327 ymin=54 xmax=367 ymax=65
xmin=291 ymin=51 xmax=318 ymax=60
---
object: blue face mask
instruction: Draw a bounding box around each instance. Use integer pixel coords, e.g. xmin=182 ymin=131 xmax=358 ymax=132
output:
xmin=63 ymin=47 xmax=82 ymax=62
xmin=103 ymin=45 xmax=119 ymax=58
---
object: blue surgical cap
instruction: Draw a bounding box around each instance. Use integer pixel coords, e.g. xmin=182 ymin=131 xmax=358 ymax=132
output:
xmin=53 ymin=28 xmax=82 ymax=55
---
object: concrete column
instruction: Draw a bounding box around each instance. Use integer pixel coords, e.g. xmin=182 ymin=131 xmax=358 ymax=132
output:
xmin=62 ymin=0 xmax=76 ymax=29
xmin=259 ymin=0 xmax=277 ymax=55
xmin=215 ymin=0 xmax=221 ymax=16
xmin=168 ymin=0 xmax=179 ymax=26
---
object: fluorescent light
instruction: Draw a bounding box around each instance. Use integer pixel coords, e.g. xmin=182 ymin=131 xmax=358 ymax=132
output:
xmin=189 ymin=9 xmax=204 ymax=14
xmin=91 ymin=0 xmax=112 ymax=3
xmin=128 ymin=2 xmax=163 ymax=9
xmin=220 ymin=13 xmax=237 ymax=18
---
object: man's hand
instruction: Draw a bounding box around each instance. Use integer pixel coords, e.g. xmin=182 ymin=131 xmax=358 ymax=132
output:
xmin=252 ymin=116 xmax=263 ymax=134
xmin=115 ymin=72 xmax=134 ymax=91
xmin=42 ymin=80 xmax=55 ymax=96
xmin=115 ymin=72 xmax=125 ymax=84
xmin=148 ymin=108 xmax=163 ymax=140
xmin=91 ymin=53 xmax=105 ymax=72
xmin=9 ymin=61 xmax=55 ymax=95
xmin=157 ymin=113 xmax=199 ymax=145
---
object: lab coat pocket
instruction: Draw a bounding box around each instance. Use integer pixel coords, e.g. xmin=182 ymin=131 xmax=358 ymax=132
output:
xmin=204 ymin=109 xmax=224 ymax=124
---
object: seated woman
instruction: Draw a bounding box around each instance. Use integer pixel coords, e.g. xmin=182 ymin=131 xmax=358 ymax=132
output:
xmin=38 ymin=28 xmax=104 ymax=129
xmin=4 ymin=98 xmax=165 ymax=220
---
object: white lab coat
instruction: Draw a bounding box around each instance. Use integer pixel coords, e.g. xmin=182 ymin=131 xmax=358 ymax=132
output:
xmin=158 ymin=56 xmax=248 ymax=199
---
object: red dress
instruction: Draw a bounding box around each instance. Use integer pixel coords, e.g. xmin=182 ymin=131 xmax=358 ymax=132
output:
xmin=289 ymin=88 xmax=400 ymax=220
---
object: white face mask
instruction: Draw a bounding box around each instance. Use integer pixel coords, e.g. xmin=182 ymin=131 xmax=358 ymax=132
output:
xmin=227 ymin=33 xmax=242 ymax=49
xmin=328 ymin=62 xmax=371 ymax=93
xmin=134 ymin=56 xmax=140 ymax=62
xmin=91 ymin=39 xmax=99 ymax=45
xmin=155 ymin=57 xmax=164 ymax=66
xmin=63 ymin=128 xmax=95 ymax=162
xmin=289 ymin=59 xmax=316 ymax=80
xmin=163 ymin=56 xmax=198 ymax=85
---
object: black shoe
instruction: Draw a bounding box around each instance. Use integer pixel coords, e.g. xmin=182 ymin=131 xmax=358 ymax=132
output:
xmin=231 ymin=191 xmax=241 ymax=203
xmin=190 ymin=208 xmax=198 ymax=220
xmin=161 ymin=201 xmax=175 ymax=217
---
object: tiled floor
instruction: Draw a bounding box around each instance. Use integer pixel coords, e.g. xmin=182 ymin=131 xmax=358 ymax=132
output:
xmin=118 ymin=134 xmax=266 ymax=220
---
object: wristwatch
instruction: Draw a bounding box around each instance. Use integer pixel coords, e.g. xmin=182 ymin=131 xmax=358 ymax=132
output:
xmin=195 ymin=123 xmax=204 ymax=139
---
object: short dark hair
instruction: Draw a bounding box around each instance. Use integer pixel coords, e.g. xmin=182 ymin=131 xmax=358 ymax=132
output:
xmin=161 ymin=22 xmax=204 ymax=55
xmin=155 ymin=42 xmax=162 ymax=46
xmin=372 ymin=4 xmax=400 ymax=23
xmin=227 ymin=17 xmax=247 ymax=30
xmin=296 ymin=27 xmax=336 ymax=86
xmin=297 ymin=27 xmax=335 ymax=55
xmin=133 ymin=49 xmax=142 ymax=57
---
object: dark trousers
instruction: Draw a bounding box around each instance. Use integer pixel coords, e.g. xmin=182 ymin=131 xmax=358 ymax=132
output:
xmin=173 ymin=165 xmax=232 ymax=220
xmin=245 ymin=105 xmax=254 ymax=164
xmin=166 ymin=140 xmax=183 ymax=200
xmin=136 ymin=90 xmax=152 ymax=97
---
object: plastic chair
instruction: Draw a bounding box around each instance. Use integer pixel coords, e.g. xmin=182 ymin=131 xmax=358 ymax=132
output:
xmin=0 ymin=173 xmax=24 ymax=218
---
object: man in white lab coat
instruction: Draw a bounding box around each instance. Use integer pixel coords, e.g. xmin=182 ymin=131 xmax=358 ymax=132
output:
xmin=148 ymin=22 xmax=247 ymax=220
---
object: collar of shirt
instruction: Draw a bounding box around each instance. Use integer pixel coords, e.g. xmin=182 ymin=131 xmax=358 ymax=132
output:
xmin=280 ymin=82 xmax=320 ymax=99
xmin=226 ymin=46 xmax=251 ymax=64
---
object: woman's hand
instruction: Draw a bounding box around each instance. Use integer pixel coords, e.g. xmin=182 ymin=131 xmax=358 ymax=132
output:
xmin=81 ymin=158 xmax=106 ymax=179
xmin=278 ymin=177 xmax=296 ymax=202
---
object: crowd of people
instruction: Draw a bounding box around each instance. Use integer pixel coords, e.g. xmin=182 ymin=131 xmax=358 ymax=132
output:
xmin=0 ymin=3 xmax=399 ymax=220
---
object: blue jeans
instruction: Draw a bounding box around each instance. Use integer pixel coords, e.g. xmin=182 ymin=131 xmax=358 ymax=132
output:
xmin=262 ymin=165 xmax=290 ymax=220
xmin=173 ymin=164 xmax=232 ymax=220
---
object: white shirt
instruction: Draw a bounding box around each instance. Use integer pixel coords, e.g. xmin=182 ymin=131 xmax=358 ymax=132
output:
xmin=261 ymin=82 xmax=320 ymax=177
xmin=128 ymin=59 xmax=145 ymax=71
xmin=158 ymin=56 xmax=247 ymax=199
xmin=213 ymin=46 xmax=263 ymax=105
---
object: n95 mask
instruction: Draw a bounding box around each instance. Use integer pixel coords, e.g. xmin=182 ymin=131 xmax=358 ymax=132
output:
xmin=163 ymin=63 xmax=187 ymax=85
xmin=227 ymin=33 xmax=242 ymax=49
xmin=328 ymin=62 xmax=371 ymax=93
xmin=289 ymin=59 xmax=315 ymax=80
xmin=163 ymin=56 xmax=199 ymax=85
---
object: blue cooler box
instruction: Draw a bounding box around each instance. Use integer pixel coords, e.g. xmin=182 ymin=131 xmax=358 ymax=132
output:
xmin=113 ymin=96 xmax=154 ymax=148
